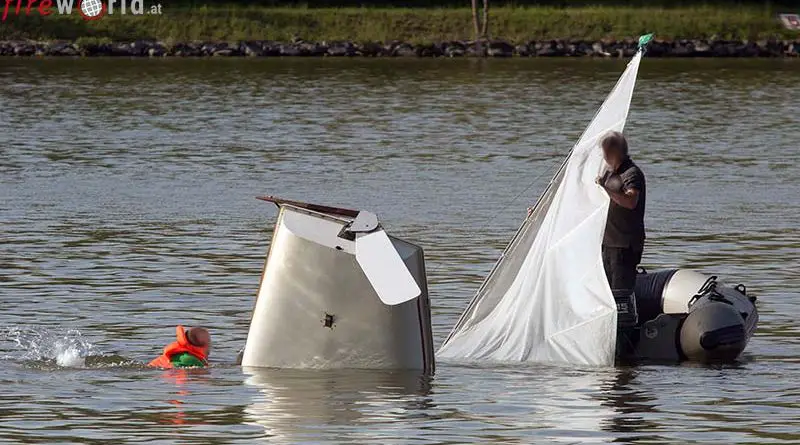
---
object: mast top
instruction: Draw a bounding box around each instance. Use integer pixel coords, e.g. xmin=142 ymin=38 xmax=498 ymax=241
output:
xmin=638 ymin=33 xmax=654 ymax=49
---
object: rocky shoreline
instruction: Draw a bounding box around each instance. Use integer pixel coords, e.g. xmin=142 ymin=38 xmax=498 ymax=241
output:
xmin=2 ymin=38 xmax=799 ymax=58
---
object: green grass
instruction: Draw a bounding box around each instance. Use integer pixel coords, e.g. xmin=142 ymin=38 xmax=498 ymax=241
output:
xmin=2 ymin=5 xmax=796 ymax=43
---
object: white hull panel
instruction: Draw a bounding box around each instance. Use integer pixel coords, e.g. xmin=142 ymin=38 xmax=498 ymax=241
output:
xmin=242 ymin=205 xmax=434 ymax=371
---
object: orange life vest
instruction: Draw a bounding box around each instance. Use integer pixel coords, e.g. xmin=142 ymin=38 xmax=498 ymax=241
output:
xmin=148 ymin=325 xmax=208 ymax=369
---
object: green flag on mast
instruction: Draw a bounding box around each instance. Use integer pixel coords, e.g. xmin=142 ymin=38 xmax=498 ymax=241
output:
xmin=638 ymin=33 xmax=654 ymax=49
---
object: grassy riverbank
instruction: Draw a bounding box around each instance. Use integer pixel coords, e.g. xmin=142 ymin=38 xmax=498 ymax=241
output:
xmin=2 ymin=5 xmax=795 ymax=43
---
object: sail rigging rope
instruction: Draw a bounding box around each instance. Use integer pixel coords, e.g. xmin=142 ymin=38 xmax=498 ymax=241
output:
xmin=473 ymin=153 xmax=565 ymax=234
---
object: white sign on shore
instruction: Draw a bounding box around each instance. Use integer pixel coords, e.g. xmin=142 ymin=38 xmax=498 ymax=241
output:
xmin=779 ymin=13 xmax=800 ymax=30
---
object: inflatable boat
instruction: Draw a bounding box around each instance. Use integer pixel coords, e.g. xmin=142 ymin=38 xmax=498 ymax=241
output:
xmin=617 ymin=268 xmax=759 ymax=362
xmin=238 ymin=196 xmax=435 ymax=373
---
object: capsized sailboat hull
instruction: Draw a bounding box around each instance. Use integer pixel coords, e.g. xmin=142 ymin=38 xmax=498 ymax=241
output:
xmin=240 ymin=199 xmax=435 ymax=372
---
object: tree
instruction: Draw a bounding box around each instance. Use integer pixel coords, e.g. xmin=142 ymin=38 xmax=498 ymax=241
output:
xmin=471 ymin=0 xmax=489 ymax=46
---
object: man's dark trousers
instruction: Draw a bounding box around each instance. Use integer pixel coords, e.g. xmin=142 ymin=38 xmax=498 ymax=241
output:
xmin=602 ymin=245 xmax=643 ymax=292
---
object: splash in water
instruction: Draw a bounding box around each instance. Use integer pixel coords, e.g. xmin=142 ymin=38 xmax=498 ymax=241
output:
xmin=56 ymin=345 xmax=84 ymax=367
xmin=0 ymin=326 xmax=99 ymax=368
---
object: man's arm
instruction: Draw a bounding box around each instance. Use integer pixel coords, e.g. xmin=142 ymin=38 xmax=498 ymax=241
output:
xmin=596 ymin=168 xmax=642 ymax=210
xmin=605 ymin=187 xmax=639 ymax=210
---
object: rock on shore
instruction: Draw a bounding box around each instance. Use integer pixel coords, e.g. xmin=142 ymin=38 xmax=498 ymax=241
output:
xmin=1 ymin=39 xmax=798 ymax=58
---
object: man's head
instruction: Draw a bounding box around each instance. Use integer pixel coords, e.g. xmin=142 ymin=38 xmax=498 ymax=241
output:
xmin=601 ymin=131 xmax=629 ymax=167
xmin=186 ymin=327 xmax=211 ymax=355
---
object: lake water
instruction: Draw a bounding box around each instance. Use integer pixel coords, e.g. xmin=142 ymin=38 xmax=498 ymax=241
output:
xmin=0 ymin=58 xmax=798 ymax=444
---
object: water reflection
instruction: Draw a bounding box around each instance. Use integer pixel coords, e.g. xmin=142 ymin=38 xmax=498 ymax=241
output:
xmin=157 ymin=368 xmax=213 ymax=426
xmin=597 ymin=368 xmax=660 ymax=440
xmin=242 ymin=365 xmax=672 ymax=444
xmin=242 ymin=368 xmax=432 ymax=443
xmin=428 ymin=363 xmax=629 ymax=443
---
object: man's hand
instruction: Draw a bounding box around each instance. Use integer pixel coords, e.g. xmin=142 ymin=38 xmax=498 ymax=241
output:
xmin=596 ymin=174 xmax=638 ymax=209
xmin=527 ymin=206 xmax=534 ymax=216
xmin=606 ymin=188 xmax=640 ymax=210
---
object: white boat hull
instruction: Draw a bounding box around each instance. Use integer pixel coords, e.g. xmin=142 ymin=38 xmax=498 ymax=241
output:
xmin=241 ymin=203 xmax=434 ymax=372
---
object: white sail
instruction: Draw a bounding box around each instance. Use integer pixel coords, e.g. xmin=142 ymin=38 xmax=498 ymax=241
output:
xmin=437 ymin=51 xmax=645 ymax=366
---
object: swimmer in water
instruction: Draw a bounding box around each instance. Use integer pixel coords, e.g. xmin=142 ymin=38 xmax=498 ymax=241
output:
xmin=148 ymin=325 xmax=210 ymax=369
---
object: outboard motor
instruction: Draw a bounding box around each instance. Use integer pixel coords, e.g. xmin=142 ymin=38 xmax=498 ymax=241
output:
xmin=617 ymin=269 xmax=758 ymax=363
xmin=613 ymin=289 xmax=639 ymax=357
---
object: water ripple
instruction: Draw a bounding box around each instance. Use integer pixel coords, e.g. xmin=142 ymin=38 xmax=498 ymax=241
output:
xmin=0 ymin=58 xmax=798 ymax=443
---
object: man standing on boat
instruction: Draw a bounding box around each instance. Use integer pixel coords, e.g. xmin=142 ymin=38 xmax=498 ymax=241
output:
xmin=595 ymin=131 xmax=646 ymax=325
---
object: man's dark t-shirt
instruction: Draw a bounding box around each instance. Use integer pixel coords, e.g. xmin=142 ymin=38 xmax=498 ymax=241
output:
xmin=601 ymin=157 xmax=646 ymax=249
